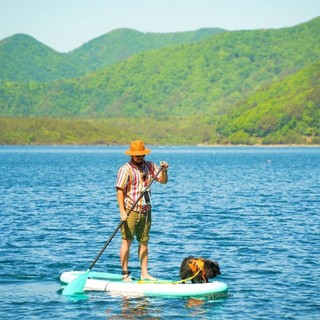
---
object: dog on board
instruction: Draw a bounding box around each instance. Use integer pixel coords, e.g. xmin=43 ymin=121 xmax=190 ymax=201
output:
xmin=180 ymin=256 xmax=221 ymax=283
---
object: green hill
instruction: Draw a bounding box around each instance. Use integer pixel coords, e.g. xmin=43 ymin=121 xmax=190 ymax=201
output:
xmin=0 ymin=17 xmax=319 ymax=145
xmin=1 ymin=17 xmax=319 ymax=117
xmin=0 ymin=28 xmax=225 ymax=82
xmin=69 ymin=28 xmax=225 ymax=71
xmin=217 ymin=61 xmax=320 ymax=144
xmin=0 ymin=34 xmax=86 ymax=82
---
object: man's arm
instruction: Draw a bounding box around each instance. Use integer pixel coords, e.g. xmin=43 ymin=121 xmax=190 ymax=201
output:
xmin=116 ymin=188 xmax=128 ymax=221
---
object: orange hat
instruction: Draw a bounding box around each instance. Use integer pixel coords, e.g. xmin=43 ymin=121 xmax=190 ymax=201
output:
xmin=125 ymin=140 xmax=151 ymax=156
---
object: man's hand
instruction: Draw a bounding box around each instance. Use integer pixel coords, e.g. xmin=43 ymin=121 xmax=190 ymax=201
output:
xmin=160 ymin=161 xmax=169 ymax=169
xmin=120 ymin=209 xmax=128 ymax=221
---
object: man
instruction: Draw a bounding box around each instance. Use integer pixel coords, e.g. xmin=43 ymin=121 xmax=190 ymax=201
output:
xmin=115 ymin=140 xmax=169 ymax=281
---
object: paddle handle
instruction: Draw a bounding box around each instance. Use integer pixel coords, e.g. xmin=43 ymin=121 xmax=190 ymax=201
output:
xmin=88 ymin=165 xmax=164 ymax=270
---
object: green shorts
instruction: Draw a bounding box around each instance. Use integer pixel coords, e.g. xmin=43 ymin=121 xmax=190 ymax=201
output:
xmin=120 ymin=210 xmax=152 ymax=242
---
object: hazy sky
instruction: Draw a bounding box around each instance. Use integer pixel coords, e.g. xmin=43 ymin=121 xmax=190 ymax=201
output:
xmin=1 ymin=0 xmax=319 ymax=52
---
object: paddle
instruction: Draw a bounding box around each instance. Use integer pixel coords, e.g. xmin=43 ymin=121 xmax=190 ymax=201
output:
xmin=62 ymin=164 xmax=164 ymax=295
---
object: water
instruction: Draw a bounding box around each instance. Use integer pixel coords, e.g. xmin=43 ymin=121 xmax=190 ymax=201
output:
xmin=0 ymin=146 xmax=319 ymax=319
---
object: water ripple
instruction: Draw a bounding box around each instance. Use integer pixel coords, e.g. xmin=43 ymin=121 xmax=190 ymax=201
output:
xmin=1 ymin=146 xmax=319 ymax=319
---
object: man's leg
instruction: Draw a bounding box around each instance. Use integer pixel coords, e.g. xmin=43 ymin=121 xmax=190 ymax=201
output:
xmin=139 ymin=241 xmax=156 ymax=280
xmin=120 ymin=239 xmax=132 ymax=279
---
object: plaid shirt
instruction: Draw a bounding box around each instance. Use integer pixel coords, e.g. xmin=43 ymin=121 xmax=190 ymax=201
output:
xmin=115 ymin=160 xmax=161 ymax=212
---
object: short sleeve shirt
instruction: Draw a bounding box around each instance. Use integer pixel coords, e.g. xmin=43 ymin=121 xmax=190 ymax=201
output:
xmin=115 ymin=160 xmax=161 ymax=212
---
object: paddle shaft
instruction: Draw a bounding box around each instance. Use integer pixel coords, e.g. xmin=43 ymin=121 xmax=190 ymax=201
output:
xmin=88 ymin=165 xmax=164 ymax=270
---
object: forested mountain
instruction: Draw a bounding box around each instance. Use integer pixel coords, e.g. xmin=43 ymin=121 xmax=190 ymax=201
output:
xmin=1 ymin=17 xmax=319 ymax=117
xmin=69 ymin=28 xmax=225 ymax=71
xmin=217 ymin=61 xmax=320 ymax=144
xmin=0 ymin=34 xmax=86 ymax=82
xmin=0 ymin=17 xmax=319 ymax=145
xmin=0 ymin=28 xmax=225 ymax=82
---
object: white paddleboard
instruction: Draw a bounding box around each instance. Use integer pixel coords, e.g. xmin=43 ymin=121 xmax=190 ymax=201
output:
xmin=60 ymin=271 xmax=228 ymax=299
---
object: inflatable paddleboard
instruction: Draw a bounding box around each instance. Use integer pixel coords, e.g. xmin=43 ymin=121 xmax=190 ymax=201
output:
xmin=60 ymin=271 xmax=228 ymax=299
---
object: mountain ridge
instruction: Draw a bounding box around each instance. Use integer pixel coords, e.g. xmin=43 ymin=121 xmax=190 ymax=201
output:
xmin=0 ymin=16 xmax=319 ymax=145
xmin=69 ymin=27 xmax=226 ymax=71
xmin=0 ymin=34 xmax=87 ymax=82
xmin=0 ymin=27 xmax=226 ymax=82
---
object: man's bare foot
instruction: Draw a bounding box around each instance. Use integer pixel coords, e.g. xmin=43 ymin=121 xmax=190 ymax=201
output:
xmin=122 ymin=271 xmax=132 ymax=282
xmin=123 ymin=276 xmax=132 ymax=282
xmin=141 ymin=273 xmax=157 ymax=281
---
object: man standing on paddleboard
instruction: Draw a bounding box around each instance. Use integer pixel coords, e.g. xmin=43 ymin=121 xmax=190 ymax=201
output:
xmin=115 ymin=140 xmax=169 ymax=281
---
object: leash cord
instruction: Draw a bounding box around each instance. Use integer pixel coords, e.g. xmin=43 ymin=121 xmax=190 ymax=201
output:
xmin=137 ymin=269 xmax=202 ymax=285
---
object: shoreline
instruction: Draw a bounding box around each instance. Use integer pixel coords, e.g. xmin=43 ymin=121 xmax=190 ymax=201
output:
xmin=1 ymin=143 xmax=320 ymax=148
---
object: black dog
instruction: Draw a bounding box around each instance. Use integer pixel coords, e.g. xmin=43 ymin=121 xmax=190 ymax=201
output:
xmin=180 ymin=256 xmax=221 ymax=283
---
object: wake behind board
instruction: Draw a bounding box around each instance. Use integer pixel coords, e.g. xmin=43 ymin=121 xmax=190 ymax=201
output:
xmin=60 ymin=271 xmax=228 ymax=299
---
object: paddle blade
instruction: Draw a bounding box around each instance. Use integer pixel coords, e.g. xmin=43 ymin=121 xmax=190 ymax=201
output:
xmin=62 ymin=270 xmax=89 ymax=295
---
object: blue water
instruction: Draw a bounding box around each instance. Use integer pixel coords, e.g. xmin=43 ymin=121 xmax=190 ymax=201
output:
xmin=0 ymin=146 xmax=319 ymax=319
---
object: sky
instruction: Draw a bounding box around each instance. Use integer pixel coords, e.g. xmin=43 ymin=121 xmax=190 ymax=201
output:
xmin=1 ymin=0 xmax=319 ymax=53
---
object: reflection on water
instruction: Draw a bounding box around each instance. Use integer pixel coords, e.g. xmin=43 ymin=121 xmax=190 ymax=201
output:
xmin=105 ymin=296 xmax=161 ymax=319
xmin=104 ymin=294 xmax=227 ymax=319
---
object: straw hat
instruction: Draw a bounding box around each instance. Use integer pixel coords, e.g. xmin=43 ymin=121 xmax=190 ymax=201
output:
xmin=125 ymin=140 xmax=151 ymax=156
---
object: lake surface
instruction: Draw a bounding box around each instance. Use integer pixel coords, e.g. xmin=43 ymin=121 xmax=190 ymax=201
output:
xmin=0 ymin=146 xmax=319 ymax=319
